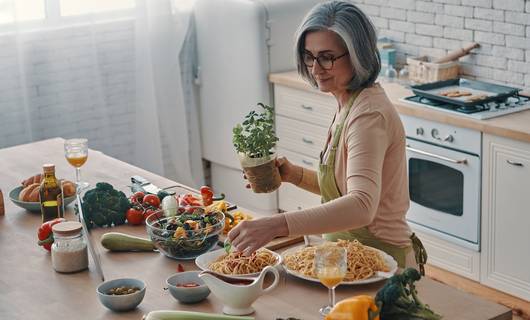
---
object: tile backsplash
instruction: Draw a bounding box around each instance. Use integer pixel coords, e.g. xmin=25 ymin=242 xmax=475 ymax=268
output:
xmin=353 ymin=0 xmax=530 ymax=91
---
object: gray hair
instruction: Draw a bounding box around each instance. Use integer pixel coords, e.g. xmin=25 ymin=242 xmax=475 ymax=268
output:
xmin=294 ymin=0 xmax=381 ymax=90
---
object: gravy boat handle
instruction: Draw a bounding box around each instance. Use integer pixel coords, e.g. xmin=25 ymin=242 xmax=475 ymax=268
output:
xmin=260 ymin=266 xmax=280 ymax=294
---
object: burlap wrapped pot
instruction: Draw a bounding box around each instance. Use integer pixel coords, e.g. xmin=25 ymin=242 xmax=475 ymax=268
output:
xmin=238 ymin=152 xmax=281 ymax=193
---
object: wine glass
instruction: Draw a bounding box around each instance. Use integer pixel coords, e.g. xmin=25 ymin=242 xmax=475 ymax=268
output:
xmin=64 ymin=138 xmax=89 ymax=191
xmin=314 ymin=244 xmax=347 ymax=316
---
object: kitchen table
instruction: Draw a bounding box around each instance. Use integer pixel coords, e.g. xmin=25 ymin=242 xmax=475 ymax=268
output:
xmin=0 ymin=138 xmax=512 ymax=320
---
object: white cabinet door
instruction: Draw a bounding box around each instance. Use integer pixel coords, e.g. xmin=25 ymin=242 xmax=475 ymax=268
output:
xmin=481 ymin=134 xmax=530 ymax=301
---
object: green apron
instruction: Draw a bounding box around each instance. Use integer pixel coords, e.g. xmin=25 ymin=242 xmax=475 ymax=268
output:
xmin=318 ymin=90 xmax=427 ymax=273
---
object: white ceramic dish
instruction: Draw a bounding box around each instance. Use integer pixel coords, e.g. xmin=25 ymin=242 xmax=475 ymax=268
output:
xmin=281 ymin=244 xmax=398 ymax=285
xmin=195 ymin=248 xmax=282 ymax=277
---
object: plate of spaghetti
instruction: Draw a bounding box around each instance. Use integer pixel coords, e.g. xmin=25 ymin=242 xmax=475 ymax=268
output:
xmin=281 ymin=239 xmax=398 ymax=285
xmin=195 ymin=248 xmax=282 ymax=277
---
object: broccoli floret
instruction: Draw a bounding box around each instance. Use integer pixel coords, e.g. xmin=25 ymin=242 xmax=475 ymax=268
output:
xmin=375 ymin=267 xmax=443 ymax=320
xmin=79 ymin=182 xmax=130 ymax=229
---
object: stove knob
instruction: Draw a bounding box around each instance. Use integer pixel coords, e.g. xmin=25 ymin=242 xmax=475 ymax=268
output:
xmin=416 ymin=127 xmax=424 ymax=136
xmin=431 ymin=128 xmax=440 ymax=140
xmin=444 ymin=135 xmax=454 ymax=143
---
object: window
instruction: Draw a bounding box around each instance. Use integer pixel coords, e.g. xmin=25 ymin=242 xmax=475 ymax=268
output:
xmin=0 ymin=0 xmax=135 ymax=25
xmin=60 ymin=0 xmax=135 ymax=16
xmin=0 ymin=0 xmax=45 ymax=24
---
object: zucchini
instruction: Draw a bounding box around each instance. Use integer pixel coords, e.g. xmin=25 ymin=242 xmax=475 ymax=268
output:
xmin=100 ymin=232 xmax=155 ymax=252
xmin=143 ymin=310 xmax=254 ymax=320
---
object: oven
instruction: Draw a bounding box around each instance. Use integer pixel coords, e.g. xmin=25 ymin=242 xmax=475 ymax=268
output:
xmin=401 ymin=114 xmax=481 ymax=251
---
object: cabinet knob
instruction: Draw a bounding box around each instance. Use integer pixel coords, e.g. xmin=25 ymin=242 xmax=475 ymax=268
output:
xmin=302 ymin=137 xmax=314 ymax=144
xmin=302 ymin=159 xmax=313 ymax=166
xmin=301 ymin=104 xmax=313 ymax=111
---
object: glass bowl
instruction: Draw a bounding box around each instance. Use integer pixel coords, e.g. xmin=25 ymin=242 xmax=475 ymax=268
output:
xmin=145 ymin=208 xmax=224 ymax=260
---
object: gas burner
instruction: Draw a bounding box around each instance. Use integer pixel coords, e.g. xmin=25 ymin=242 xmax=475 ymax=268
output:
xmin=402 ymin=94 xmax=530 ymax=120
xmin=419 ymin=97 xmax=443 ymax=106
xmin=456 ymin=104 xmax=487 ymax=113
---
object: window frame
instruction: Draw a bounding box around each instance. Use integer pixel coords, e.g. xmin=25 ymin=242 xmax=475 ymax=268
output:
xmin=0 ymin=0 xmax=135 ymax=33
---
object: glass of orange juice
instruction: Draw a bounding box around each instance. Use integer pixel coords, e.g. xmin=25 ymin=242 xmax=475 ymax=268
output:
xmin=315 ymin=244 xmax=347 ymax=316
xmin=64 ymin=138 xmax=89 ymax=192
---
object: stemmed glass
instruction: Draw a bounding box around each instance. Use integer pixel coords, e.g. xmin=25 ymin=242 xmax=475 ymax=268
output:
xmin=315 ymin=244 xmax=347 ymax=316
xmin=64 ymin=138 xmax=89 ymax=192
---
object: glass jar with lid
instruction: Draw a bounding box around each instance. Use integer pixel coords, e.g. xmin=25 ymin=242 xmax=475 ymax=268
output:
xmin=51 ymin=221 xmax=88 ymax=273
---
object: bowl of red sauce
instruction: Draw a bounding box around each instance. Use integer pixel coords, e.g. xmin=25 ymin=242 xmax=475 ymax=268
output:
xmin=166 ymin=271 xmax=210 ymax=304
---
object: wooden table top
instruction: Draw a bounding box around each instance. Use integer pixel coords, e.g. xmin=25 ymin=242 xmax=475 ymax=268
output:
xmin=0 ymin=138 xmax=512 ymax=320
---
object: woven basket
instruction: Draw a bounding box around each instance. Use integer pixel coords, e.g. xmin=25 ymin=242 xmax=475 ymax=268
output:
xmin=407 ymin=56 xmax=459 ymax=83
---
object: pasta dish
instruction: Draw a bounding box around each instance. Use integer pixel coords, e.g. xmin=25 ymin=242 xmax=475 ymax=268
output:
xmin=209 ymin=248 xmax=278 ymax=275
xmin=283 ymin=240 xmax=389 ymax=281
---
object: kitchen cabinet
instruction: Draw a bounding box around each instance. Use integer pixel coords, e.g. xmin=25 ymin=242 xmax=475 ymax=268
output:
xmin=273 ymin=84 xmax=333 ymax=211
xmin=481 ymin=133 xmax=530 ymax=301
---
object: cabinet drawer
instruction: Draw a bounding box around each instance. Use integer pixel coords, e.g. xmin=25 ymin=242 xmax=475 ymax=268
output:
xmin=275 ymin=85 xmax=335 ymax=127
xmin=277 ymin=147 xmax=319 ymax=171
xmin=276 ymin=116 xmax=327 ymax=158
xmin=278 ymin=182 xmax=321 ymax=212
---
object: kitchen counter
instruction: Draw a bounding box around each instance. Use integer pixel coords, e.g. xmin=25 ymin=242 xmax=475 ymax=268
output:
xmin=270 ymin=71 xmax=530 ymax=143
xmin=0 ymin=138 xmax=512 ymax=319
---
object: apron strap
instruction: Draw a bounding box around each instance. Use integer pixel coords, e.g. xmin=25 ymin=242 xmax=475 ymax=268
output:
xmin=410 ymin=232 xmax=428 ymax=275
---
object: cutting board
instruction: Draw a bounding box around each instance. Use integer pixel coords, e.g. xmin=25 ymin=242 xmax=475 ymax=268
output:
xmin=218 ymin=235 xmax=304 ymax=251
xmin=265 ymin=235 xmax=304 ymax=251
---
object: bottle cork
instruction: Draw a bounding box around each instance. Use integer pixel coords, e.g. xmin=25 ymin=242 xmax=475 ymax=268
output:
xmin=0 ymin=188 xmax=5 ymax=216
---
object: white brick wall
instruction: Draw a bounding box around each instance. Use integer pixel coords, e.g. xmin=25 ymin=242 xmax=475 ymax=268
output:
xmin=0 ymin=20 xmax=136 ymax=163
xmin=361 ymin=0 xmax=530 ymax=91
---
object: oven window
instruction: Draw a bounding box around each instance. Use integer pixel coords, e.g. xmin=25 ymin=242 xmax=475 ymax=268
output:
xmin=409 ymin=158 xmax=464 ymax=216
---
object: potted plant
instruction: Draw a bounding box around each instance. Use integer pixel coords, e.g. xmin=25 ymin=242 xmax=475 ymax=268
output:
xmin=232 ymin=103 xmax=281 ymax=193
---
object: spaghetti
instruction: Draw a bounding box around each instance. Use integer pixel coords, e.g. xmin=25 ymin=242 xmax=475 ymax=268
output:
xmin=209 ymin=248 xmax=278 ymax=275
xmin=283 ymin=240 xmax=389 ymax=281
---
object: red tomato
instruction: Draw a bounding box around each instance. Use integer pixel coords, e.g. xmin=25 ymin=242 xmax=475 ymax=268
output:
xmin=143 ymin=194 xmax=160 ymax=208
xmin=126 ymin=208 xmax=144 ymax=225
xmin=143 ymin=208 xmax=156 ymax=221
xmin=133 ymin=191 xmax=145 ymax=203
xmin=129 ymin=196 xmax=138 ymax=204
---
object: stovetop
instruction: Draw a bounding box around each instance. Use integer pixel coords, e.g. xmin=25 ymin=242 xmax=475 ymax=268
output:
xmin=401 ymin=94 xmax=530 ymax=120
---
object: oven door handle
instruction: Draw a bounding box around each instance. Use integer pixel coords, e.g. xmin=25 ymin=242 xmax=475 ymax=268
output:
xmin=406 ymin=145 xmax=468 ymax=164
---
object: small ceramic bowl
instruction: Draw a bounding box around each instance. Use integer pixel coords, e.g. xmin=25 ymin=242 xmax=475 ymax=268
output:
xmin=9 ymin=186 xmax=76 ymax=212
xmin=166 ymin=271 xmax=210 ymax=304
xmin=96 ymin=278 xmax=146 ymax=312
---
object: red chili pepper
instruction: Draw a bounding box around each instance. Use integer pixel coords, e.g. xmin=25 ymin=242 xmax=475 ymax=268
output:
xmin=177 ymin=263 xmax=185 ymax=272
xmin=200 ymin=186 xmax=214 ymax=206
xmin=37 ymin=218 xmax=66 ymax=252
xmin=181 ymin=193 xmax=201 ymax=207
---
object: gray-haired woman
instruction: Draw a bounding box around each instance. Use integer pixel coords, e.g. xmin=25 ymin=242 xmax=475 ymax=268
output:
xmin=228 ymin=0 xmax=426 ymax=272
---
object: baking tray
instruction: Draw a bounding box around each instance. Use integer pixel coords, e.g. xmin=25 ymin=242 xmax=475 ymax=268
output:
xmin=411 ymin=78 xmax=521 ymax=107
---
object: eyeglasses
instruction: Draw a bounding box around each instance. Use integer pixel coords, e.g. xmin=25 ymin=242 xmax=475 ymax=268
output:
xmin=302 ymin=51 xmax=349 ymax=70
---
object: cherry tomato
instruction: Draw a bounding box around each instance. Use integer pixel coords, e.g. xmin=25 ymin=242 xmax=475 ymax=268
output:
xmin=129 ymin=196 xmax=138 ymax=204
xmin=177 ymin=263 xmax=185 ymax=273
xmin=143 ymin=194 xmax=160 ymax=208
xmin=143 ymin=208 xmax=156 ymax=221
xmin=126 ymin=208 xmax=144 ymax=225
xmin=133 ymin=191 xmax=145 ymax=203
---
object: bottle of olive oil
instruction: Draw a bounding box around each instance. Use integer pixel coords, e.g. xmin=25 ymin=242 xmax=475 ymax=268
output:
xmin=39 ymin=164 xmax=64 ymax=223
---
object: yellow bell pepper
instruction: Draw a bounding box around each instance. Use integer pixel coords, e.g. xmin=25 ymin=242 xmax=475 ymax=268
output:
xmin=325 ymin=295 xmax=380 ymax=320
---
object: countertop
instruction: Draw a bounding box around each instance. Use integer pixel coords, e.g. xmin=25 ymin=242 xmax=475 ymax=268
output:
xmin=269 ymin=71 xmax=530 ymax=143
xmin=0 ymin=138 xmax=512 ymax=319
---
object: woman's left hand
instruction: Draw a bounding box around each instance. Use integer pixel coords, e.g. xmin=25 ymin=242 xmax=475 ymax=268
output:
xmin=227 ymin=214 xmax=289 ymax=255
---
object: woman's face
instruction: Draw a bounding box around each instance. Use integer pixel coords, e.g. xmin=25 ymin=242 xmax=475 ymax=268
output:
xmin=303 ymin=30 xmax=353 ymax=94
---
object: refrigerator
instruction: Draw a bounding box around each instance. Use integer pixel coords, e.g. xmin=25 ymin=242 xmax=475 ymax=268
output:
xmin=194 ymin=0 xmax=322 ymax=213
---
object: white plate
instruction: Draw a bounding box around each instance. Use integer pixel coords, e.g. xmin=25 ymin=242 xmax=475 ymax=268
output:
xmin=281 ymin=244 xmax=398 ymax=285
xmin=195 ymin=248 xmax=282 ymax=278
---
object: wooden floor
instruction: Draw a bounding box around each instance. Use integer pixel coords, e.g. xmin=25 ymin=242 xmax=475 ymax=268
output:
xmin=426 ymin=265 xmax=530 ymax=320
